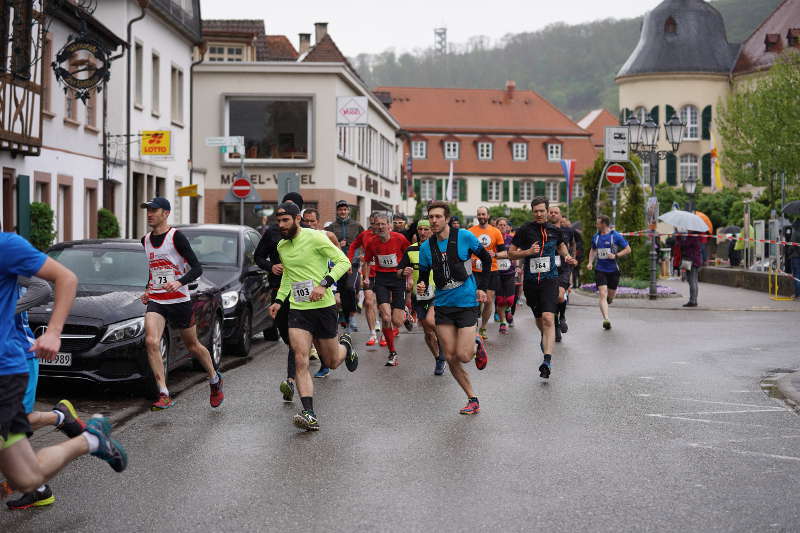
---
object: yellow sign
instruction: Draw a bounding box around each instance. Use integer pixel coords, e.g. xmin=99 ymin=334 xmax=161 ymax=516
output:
xmin=141 ymin=131 xmax=171 ymax=156
xmin=177 ymin=184 xmax=198 ymax=197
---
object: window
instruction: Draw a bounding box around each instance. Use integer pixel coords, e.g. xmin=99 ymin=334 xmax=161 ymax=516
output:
xmin=171 ymin=66 xmax=184 ymax=124
xmin=444 ymin=141 xmax=459 ymax=160
xmin=208 ymin=44 xmax=244 ymax=62
xmin=547 ymin=143 xmax=562 ymax=161
xmin=512 ymin=142 xmax=527 ymax=161
xmin=65 ymin=90 xmax=78 ymax=121
xmin=86 ymin=88 xmax=97 ymax=128
xmin=151 ymin=53 xmax=160 ymax=115
xmin=228 ymin=98 xmax=311 ymax=161
xmin=520 ymin=180 xmax=534 ymax=202
xmin=680 ymin=105 xmax=699 ymax=140
xmin=451 ymin=179 xmax=460 ymax=201
xmin=573 ymin=183 xmax=584 ymax=199
xmin=488 ymin=180 xmax=502 ymax=202
xmin=134 ymin=42 xmax=143 ymax=107
xmin=477 ymin=142 xmax=493 ymax=160
xmin=545 ymin=182 xmax=559 ymax=203
xmin=411 ymin=140 xmax=427 ymax=159
xmin=665 ymin=16 xmax=677 ymax=34
xmin=679 ymin=154 xmax=699 ymax=183
xmin=420 ymin=179 xmax=435 ymax=202
xmin=642 ymin=160 xmax=651 ymax=185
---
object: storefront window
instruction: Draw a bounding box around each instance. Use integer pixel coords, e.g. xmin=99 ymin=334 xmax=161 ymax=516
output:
xmin=227 ymin=98 xmax=311 ymax=162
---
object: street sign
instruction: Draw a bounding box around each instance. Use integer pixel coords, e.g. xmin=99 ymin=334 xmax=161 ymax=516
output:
xmin=604 ymin=126 xmax=630 ymax=162
xmin=231 ymin=178 xmax=252 ymax=199
xmin=606 ymin=164 xmax=626 ymax=185
xmin=141 ymin=131 xmax=171 ymax=156
xmin=176 ymin=184 xmax=198 ymax=197
xmin=336 ymin=96 xmax=368 ymax=126
xmin=205 ymin=136 xmax=244 ymax=148
xmin=277 ymin=172 xmax=300 ymax=201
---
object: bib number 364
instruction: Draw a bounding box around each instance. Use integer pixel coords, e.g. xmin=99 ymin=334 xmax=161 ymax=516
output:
xmin=529 ymin=257 xmax=551 ymax=274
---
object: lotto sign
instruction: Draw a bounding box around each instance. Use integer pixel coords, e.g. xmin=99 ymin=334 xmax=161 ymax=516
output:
xmin=605 ymin=164 xmax=626 ymax=185
xmin=336 ymin=96 xmax=368 ymax=125
xmin=141 ymin=131 xmax=171 ymax=156
xmin=231 ymin=178 xmax=252 ymax=199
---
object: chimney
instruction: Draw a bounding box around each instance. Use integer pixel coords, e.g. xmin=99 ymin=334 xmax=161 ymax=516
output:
xmin=315 ymin=22 xmax=328 ymax=45
xmin=299 ymin=33 xmax=311 ymax=54
xmin=505 ymin=80 xmax=516 ymax=100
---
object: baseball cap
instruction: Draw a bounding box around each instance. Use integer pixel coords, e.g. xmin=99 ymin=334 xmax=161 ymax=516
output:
xmin=336 ymin=200 xmax=349 ymax=208
xmin=282 ymin=192 xmax=304 ymax=210
xmin=417 ymin=219 xmax=431 ymax=228
xmin=141 ymin=197 xmax=171 ymax=211
xmin=275 ymin=201 xmax=301 ymax=216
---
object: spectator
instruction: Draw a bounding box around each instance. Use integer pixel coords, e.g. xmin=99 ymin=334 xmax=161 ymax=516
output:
xmin=677 ymin=231 xmax=703 ymax=307
xmin=785 ymin=219 xmax=800 ymax=298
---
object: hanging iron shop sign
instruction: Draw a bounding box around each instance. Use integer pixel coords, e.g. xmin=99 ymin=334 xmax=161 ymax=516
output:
xmin=52 ymin=36 xmax=112 ymax=103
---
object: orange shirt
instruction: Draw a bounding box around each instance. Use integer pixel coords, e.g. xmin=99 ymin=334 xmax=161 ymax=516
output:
xmin=469 ymin=224 xmax=505 ymax=272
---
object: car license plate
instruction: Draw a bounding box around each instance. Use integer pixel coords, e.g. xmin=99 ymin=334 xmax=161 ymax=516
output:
xmin=38 ymin=352 xmax=72 ymax=366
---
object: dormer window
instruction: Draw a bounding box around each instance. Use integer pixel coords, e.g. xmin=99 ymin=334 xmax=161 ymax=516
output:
xmin=788 ymin=29 xmax=800 ymax=48
xmin=664 ymin=16 xmax=677 ymax=34
xmin=765 ymin=33 xmax=782 ymax=53
xmin=208 ymin=45 xmax=245 ymax=62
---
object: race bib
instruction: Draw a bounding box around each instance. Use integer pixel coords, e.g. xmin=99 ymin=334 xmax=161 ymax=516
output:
xmin=529 ymin=256 xmax=551 ymax=274
xmin=378 ymin=254 xmax=398 ymax=268
xmin=474 ymin=259 xmax=483 ymax=271
xmin=555 ymin=256 xmax=562 ymax=267
xmin=597 ymin=248 xmax=612 ymax=260
xmin=497 ymin=259 xmax=511 ymax=270
xmin=150 ymin=268 xmax=176 ymax=289
xmin=292 ymin=280 xmax=314 ymax=303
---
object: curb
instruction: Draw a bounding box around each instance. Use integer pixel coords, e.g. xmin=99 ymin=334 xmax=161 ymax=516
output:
xmin=776 ymin=371 xmax=800 ymax=412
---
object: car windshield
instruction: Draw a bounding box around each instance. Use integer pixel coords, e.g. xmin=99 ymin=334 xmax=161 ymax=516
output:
xmin=49 ymin=248 xmax=148 ymax=287
xmin=180 ymin=230 xmax=240 ymax=267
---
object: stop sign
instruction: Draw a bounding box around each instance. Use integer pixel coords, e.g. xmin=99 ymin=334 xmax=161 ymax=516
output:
xmin=231 ymin=177 xmax=252 ymax=199
xmin=606 ymin=164 xmax=626 ymax=185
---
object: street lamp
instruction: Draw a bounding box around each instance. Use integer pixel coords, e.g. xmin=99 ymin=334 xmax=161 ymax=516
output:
xmin=682 ymin=170 xmax=698 ymax=212
xmin=624 ymin=113 xmax=686 ymax=299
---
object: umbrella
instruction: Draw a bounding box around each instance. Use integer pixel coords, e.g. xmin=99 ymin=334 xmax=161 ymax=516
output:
xmin=659 ymin=210 xmax=710 ymax=232
xmin=783 ymin=200 xmax=800 ymax=216
xmin=694 ymin=211 xmax=713 ymax=234
xmin=721 ymin=225 xmax=740 ymax=234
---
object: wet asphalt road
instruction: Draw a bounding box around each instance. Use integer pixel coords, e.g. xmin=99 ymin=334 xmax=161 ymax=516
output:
xmin=5 ymin=302 xmax=800 ymax=532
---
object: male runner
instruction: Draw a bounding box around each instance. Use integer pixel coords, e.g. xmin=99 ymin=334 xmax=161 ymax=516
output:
xmin=399 ymin=220 xmax=445 ymax=374
xmin=268 ymin=202 xmax=357 ymax=431
xmin=0 ymin=233 xmax=126 ymax=498
xmin=418 ymin=202 xmax=493 ymax=415
xmin=548 ymin=206 xmax=576 ymax=342
xmin=494 ymin=218 xmax=516 ymax=335
xmin=587 ymin=214 xmax=631 ymax=330
xmin=508 ymin=197 xmax=577 ymax=379
xmin=363 ymin=213 xmax=411 ymax=366
xmin=325 ymin=200 xmax=363 ymax=331
xmin=348 ymin=213 xmax=382 ymax=346
xmin=469 ymin=206 xmax=508 ymax=340
xmin=139 ymin=197 xmax=223 ymax=410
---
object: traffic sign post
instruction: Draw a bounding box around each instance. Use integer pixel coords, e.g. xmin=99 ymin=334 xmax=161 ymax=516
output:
xmin=604 ymin=127 xmax=630 ymax=163
xmin=231 ymin=177 xmax=252 ymax=226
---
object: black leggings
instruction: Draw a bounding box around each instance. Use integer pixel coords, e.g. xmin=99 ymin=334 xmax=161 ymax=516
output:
xmin=339 ymin=271 xmax=359 ymax=318
xmin=274 ymin=289 xmax=295 ymax=380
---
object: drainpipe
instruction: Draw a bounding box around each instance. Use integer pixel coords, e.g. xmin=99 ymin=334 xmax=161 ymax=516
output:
xmin=125 ymin=0 xmax=149 ymax=238
xmin=188 ymin=40 xmax=206 ymax=187
xmin=103 ymin=47 xmax=126 ymax=211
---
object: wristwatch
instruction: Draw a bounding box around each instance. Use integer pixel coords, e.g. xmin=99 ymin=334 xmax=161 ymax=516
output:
xmin=320 ymin=276 xmax=333 ymax=288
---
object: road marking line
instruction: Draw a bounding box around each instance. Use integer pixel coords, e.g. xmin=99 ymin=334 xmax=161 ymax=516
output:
xmin=670 ymin=409 xmax=787 ymax=415
xmin=672 ymin=361 xmax=690 ymax=365
xmin=646 ymin=414 xmax=783 ymax=429
xmin=688 ymin=443 xmax=800 ymax=463
xmin=665 ymin=398 xmax=777 ymax=408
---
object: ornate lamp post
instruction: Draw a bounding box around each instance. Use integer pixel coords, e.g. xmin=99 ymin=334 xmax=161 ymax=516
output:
xmin=681 ymin=170 xmax=698 ymax=212
xmin=625 ymin=113 xmax=685 ymax=299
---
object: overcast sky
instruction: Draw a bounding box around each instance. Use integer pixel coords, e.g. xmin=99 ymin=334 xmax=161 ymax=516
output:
xmin=200 ymin=0 xmax=663 ymax=56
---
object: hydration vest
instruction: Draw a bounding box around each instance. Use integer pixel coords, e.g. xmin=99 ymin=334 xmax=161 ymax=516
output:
xmin=428 ymin=229 xmax=471 ymax=290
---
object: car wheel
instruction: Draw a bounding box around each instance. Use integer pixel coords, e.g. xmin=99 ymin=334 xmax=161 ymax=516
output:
xmin=144 ymin=332 xmax=170 ymax=399
xmin=263 ymin=325 xmax=280 ymax=341
xmin=209 ymin=314 xmax=223 ymax=370
xmin=225 ymin=308 xmax=252 ymax=357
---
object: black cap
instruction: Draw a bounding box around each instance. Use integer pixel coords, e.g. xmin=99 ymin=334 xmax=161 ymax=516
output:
xmin=336 ymin=200 xmax=349 ymax=208
xmin=141 ymin=197 xmax=171 ymax=211
xmin=275 ymin=201 xmax=301 ymax=216
xmin=393 ymin=213 xmax=407 ymax=221
xmin=281 ymin=192 xmax=304 ymax=210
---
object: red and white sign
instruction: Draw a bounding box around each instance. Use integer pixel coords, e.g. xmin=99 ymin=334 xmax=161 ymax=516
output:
xmin=336 ymin=96 xmax=368 ymax=125
xmin=231 ymin=178 xmax=252 ymax=199
xmin=605 ymin=164 xmax=626 ymax=185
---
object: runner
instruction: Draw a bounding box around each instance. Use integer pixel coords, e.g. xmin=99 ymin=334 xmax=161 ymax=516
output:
xmin=469 ymin=206 xmax=508 ymax=340
xmin=548 ymin=206 xmax=577 ymax=342
xmin=268 ymin=202 xmax=357 ymax=431
xmin=363 ymin=213 xmax=411 ymax=366
xmin=325 ymin=200 xmax=364 ymax=332
xmin=508 ymin=197 xmax=577 ymax=379
xmin=347 ymin=213 xmax=382 ymax=346
xmin=139 ymin=197 xmax=223 ymax=410
xmin=418 ymin=201 xmax=493 ymax=415
xmin=0 ymin=232 xmax=127 ymax=499
xmin=587 ymin=214 xmax=631 ymax=330
xmin=399 ymin=220 xmax=446 ymax=374
xmin=494 ymin=218 xmax=517 ymax=335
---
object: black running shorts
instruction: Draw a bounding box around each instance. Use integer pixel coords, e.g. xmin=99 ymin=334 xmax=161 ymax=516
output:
xmin=595 ymin=270 xmax=621 ymax=291
xmin=496 ymin=274 xmax=516 ymax=298
xmin=413 ymin=298 xmax=434 ymax=321
xmin=146 ymin=300 xmax=195 ymax=330
xmin=435 ymin=306 xmax=479 ymax=328
xmin=558 ymin=266 xmax=573 ymax=290
xmin=373 ymin=272 xmax=406 ymax=310
xmin=523 ymin=278 xmax=559 ymax=318
xmin=0 ymin=373 xmax=32 ymax=446
xmin=288 ymin=305 xmax=338 ymax=339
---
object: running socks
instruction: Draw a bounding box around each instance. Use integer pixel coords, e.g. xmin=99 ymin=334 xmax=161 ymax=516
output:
xmin=53 ymin=409 xmax=65 ymax=427
xmin=209 ymin=373 xmax=220 ymax=385
xmin=382 ymin=327 xmax=396 ymax=352
xmin=543 ymin=354 xmax=552 ymax=365
xmin=301 ymin=396 xmax=314 ymax=412
xmin=81 ymin=431 xmax=100 ymax=453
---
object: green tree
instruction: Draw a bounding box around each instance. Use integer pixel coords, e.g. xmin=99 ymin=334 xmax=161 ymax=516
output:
xmin=98 ymin=208 xmax=121 ymax=238
xmin=30 ymin=202 xmax=55 ymax=251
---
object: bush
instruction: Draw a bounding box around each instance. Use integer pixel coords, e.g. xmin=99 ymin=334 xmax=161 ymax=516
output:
xmin=98 ymin=208 xmax=120 ymax=238
xmin=30 ymin=202 xmax=55 ymax=251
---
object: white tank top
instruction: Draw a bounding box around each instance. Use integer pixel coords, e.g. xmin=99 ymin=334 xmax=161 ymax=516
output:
xmin=144 ymin=228 xmax=190 ymax=304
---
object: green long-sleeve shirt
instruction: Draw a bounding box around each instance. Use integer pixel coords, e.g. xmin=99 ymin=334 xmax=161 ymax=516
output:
xmin=277 ymin=228 xmax=351 ymax=310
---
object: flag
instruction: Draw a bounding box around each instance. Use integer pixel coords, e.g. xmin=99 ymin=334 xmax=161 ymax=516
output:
xmin=559 ymin=159 xmax=576 ymax=204
xmin=445 ymin=160 xmax=454 ymax=202
xmin=406 ymin=153 xmax=415 ymax=197
xmin=710 ymin=131 xmax=724 ymax=191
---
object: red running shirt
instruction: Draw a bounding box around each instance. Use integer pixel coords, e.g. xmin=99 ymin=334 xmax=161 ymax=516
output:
xmin=348 ymin=230 xmax=378 ymax=277
xmin=363 ymin=232 xmax=411 ymax=273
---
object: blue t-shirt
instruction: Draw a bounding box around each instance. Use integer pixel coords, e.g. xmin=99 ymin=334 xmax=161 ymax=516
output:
xmin=591 ymin=231 xmax=629 ymax=273
xmin=14 ymin=283 xmax=37 ymax=360
xmin=419 ymin=229 xmax=483 ymax=308
xmin=0 ymin=234 xmax=47 ymax=376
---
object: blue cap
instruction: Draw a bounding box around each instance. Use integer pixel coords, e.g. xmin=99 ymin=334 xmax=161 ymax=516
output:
xmin=141 ymin=197 xmax=171 ymax=211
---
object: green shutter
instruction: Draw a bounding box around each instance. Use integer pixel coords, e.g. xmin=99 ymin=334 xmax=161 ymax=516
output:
xmin=458 ymin=179 xmax=467 ymax=202
xmin=481 ymin=180 xmax=488 ymax=202
xmin=513 ymin=180 xmax=520 ymax=202
xmin=435 ymin=179 xmax=443 ymax=200
xmin=702 ymin=153 xmax=712 ymax=187
xmin=619 ymin=108 xmax=630 ymax=123
xmin=701 ymin=105 xmax=712 ymax=140
xmin=502 ymin=180 xmax=510 ymax=202
xmin=534 ymin=180 xmax=545 ymax=197
xmin=413 ymin=179 xmax=421 ymax=199
xmin=559 ymin=181 xmax=567 ymax=203
xmin=666 ymin=153 xmax=677 ymax=186
xmin=649 ymin=106 xmax=659 ymax=125
xmin=666 ymin=105 xmax=676 ymax=120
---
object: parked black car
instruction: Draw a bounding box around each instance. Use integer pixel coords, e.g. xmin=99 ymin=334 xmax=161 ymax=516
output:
xmin=176 ymin=224 xmax=275 ymax=355
xmin=29 ymin=239 xmax=224 ymax=397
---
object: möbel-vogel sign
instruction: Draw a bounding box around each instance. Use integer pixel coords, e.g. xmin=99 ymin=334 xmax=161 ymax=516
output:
xmin=336 ymin=96 xmax=368 ymax=126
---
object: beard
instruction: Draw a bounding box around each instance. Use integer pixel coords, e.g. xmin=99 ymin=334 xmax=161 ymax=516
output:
xmin=280 ymin=222 xmax=299 ymax=238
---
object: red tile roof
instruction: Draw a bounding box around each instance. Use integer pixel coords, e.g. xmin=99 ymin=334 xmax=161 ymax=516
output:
xmin=733 ymin=0 xmax=800 ymax=76
xmin=577 ymin=109 xmax=619 ymax=147
xmin=203 ymin=19 xmax=265 ymax=36
xmin=302 ymin=34 xmax=348 ymax=63
xmin=263 ymin=35 xmax=298 ymax=61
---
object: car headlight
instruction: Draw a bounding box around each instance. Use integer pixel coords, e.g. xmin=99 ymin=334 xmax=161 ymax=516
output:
xmin=101 ymin=317 xmax=145 ymax=343
xmin=222 ymin=290 xmax=239 ymax=310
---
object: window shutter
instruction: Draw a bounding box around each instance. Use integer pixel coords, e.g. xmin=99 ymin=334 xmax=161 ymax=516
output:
xmin=619 ymin=108 xmax=630 ymax=123
xmin=702 ymin=153 xmax=712 ymax=186
xmin=666 ymin=153 xmax=677 ymax=186
xmin=459 ymin=179 xmax=467 ymax=202
xmin=513 ymin=180 xmax=520 ymax=202
xmin=481 ymin=180 xmax=488 ymax=202
xmin=413 ymin=179 xmax=421 ymax=199
xmin=666 ymin=105 xmax=676 ymax=120
xmin=701 ymin=105 xmax=712 ymax=140
xmin=649 ymin=105 xmax=659 ymax=125
xmin=502 ymin=180 xmax=510 ymax=202
xmin=534 ymin=180 xmax=545 ymax=197
xmin=435 ymin=179 xmax=443 ymax=200
xmin=559 ymin=181 xmax=567 ymax=202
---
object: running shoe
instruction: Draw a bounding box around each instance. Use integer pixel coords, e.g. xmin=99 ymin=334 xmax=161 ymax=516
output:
xmin=53 ymin=399 xmax=85 ymax=439
xmin=602 ymin=320 xmax=612 ymax=330
xmin=385 ymin=352 xmax=398 ymax=366
xmin=210 ymin=373 xmax=224 ymax=408
xmin=475 ymin=336 xmax=488 ymax=370
xmin=340 ymin=333 xmax=358 ymax=372
xmin=85 ymin=415 xmax=128 ymax=472
xmin=434 ymin=357 xmax=446 ymax=376
xmin=309 ymin=346 xmax=319 ymax=360
xmin=403 ymin=316 xmax=414 ymax=332
xmin=499 ymin=323 xmax=508 ymax=335
xmin=366 ymin=335 xmax=377 ymax=346
xmin=293 ymin=409 xmax=320 ymax=431
xmin=379 ymin=338 xmax=388 ymax=347
xmin=560 ymin=317 xmax=568 ymax=333
xmin=507 ymin=311 xmax=514 ymax=327
xmin=478 ymin=327 xmax=488 ymax=340
xmin=555 ymin=327 xmax=562 ymax=343
xmin=6 ymin=485 xmax=54 ymax=509
xmin=539 ymin=360 xmax=551 ymax=379
xmin=494 ymin=312 xmax=500 ymax=323
xmin=459 ymin=398 xmax=480 ymax=415
xmin=314 ymin=367 xmax=331 ymax=378
xmin=151 ymin=393 xmax=175 ymax=411
xmin=279 ymin=380 xmax=295 ymax=402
